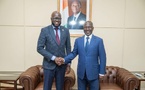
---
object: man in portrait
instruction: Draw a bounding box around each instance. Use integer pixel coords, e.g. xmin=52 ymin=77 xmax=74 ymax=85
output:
xmin=67 ymin=0 xmax=86 ymax=29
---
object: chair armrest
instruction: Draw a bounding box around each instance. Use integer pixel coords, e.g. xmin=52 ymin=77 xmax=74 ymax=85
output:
xmin=117 ymin=68 xmax=139 ymax=90
xmin=64 ymin=68 xmax=76 ymax=90
xmin=19 ymin=66 xmax=41 ymax=90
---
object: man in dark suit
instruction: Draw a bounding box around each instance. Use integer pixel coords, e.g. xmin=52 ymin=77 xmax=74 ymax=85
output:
xmin=37 ymin=11 xmax=71 ymax=90
xmin=67 ymin=0 xmax=86 ymax=29
xmin=57 ymin=21 xmax=106 ymax=90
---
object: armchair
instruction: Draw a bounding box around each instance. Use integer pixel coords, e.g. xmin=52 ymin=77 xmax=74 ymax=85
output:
xmin=99 ymin=66 xmax=139 ymax=90
xmin=19 ymin=65 xmax=75 ymax=90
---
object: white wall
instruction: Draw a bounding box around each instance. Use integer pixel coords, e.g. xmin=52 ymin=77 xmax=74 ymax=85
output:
xmin=0 ymin=0 xmax=145 ymax=89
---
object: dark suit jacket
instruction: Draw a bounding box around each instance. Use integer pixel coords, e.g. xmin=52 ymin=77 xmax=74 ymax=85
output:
xmin=65 ymin=35 xmax=106 ymax=80
xmin=67 ymin=12 xmax=86 ymax=29
xmin=37 ymin=25 xmax=71 ymax=70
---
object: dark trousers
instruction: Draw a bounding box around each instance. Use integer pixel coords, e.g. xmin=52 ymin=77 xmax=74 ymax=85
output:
xmin=78 ymin=72 xmax=99 ymax=90
xmin=43 ymin=65 xmax=66 ymax=90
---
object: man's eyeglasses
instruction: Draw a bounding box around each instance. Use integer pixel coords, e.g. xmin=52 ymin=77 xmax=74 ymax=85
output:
xmin=52 ymin=18 xmax=62 ymax=20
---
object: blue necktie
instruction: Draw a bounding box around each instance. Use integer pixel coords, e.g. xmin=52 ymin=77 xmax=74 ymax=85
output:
xmin=85 ymin=37 xmax=89 ymax=52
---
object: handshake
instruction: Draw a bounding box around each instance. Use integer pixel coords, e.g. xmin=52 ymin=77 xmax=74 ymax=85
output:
xmin=54 ymin=57 xmax=65 ymax=66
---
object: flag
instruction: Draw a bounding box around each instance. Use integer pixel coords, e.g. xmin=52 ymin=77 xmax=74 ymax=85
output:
xmin=62 ymin=0 xmax=69 ymax=28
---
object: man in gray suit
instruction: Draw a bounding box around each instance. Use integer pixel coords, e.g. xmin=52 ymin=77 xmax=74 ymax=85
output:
xmin=37 ymin=11 xmax=71 ymax=90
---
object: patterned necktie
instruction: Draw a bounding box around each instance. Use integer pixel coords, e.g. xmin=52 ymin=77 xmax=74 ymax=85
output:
xmin=55 ymin=27 xmax=60 ymax=45
xmin=85 ymin=37 xmax=89 ymax=52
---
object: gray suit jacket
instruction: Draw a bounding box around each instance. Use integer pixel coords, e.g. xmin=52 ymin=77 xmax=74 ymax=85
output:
xmin=37 ymin=25 xmax=71 ymax=70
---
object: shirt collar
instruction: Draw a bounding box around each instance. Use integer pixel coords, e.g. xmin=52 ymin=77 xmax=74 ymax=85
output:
xmin=52 ymin=25 xmax=60 ymax=29
xmin=74 ymin=12 xmax=81 ymax=18
xmin=85 ymin=34 xmax=92 ymax=40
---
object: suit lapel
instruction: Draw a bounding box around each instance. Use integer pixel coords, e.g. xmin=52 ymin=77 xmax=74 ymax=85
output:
xmin=80 ymin=36 xmax=86 ymax=54
xmin=50 ymin=25 xmax=60 ymax=46
xmin=88 ymin=35 xmax=95 ymax=52
xmin=60 ymin=26 xmax=64 ymax=45
xmin=77 ymin=13 xmax=81 ymax=22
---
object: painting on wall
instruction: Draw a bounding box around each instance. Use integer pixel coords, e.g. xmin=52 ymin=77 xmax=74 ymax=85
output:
xmin=58 ymin=0 xmax=92 ymax=36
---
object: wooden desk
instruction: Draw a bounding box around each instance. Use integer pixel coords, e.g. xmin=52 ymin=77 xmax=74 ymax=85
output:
xmin=0 ymin=71 xmax=23 ymax=90
xmin=132 ymin=71 xmax=145 ymax=90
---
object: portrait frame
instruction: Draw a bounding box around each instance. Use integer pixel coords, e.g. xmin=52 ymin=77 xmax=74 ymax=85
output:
xmin=58 ymin=0 xmax=92 ymax=37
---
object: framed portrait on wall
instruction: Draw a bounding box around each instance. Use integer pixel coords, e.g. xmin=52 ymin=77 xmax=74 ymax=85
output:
xmin=58 ymin=0 xmax=92 ymax=36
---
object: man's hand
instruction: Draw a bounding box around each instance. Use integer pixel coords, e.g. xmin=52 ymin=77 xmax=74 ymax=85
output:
xmin=59 ymin=57 xmax=65 ymax=64
xmin=54 ymin=57 xmax=65 ymax=66
xmin=99 ymin=74 xmax=104 ymax=81
xmin=54 ymin=57 xmax=61 ymax=65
